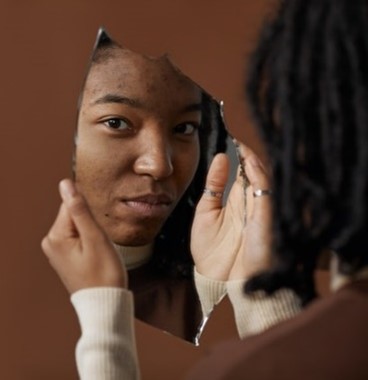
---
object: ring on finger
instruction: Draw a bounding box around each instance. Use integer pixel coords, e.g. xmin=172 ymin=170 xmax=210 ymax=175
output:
xmin=203 ymin=188 xmax=223 ymax=199
xmin=253 ymin=189 xmax=273 ymax=198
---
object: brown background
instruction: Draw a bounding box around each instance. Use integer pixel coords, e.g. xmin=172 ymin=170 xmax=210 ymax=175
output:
xmin=0 ymin=1 xmax=304 ymax=379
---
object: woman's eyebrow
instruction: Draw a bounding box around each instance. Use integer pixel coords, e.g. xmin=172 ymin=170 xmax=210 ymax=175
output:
xmin=181 ymin=103 xmax=203 ymax=113
xmin=92 ymin=94 xmax=202 ymax=114
xmin=93 ymin=94 xmax=144 ymax=108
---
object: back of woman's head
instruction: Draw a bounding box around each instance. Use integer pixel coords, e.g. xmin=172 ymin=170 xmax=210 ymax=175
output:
xmin=246 ymin=0 xmax=368 ymax=303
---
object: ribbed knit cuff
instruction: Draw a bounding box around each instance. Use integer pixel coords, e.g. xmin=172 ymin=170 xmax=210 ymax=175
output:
xmin=71 ymin=287 xmax=139 ymax=380
xmin=194 ymin=267 xmax=227 ymax=317
xmin=227 ymin=281 xmax=302 ymax=339
xmin=71 ymin=287 xmax=132 ymax=334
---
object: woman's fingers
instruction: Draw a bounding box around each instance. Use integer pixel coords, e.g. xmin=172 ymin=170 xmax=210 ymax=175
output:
xmin=41 ymin=179 xmax=126 ymax=293
xmin=196 ymin=153 xmax=229 ymax=214
xmin=234 ymin=142 xmax=272 ymax=220
xmin=41 ymin=202 xmax=71 ymax=260
xmin=59 ymin=179 xmax=105 ymax=243
xmin=42 ymin=179 xmax=107 ymax=261
xmin=246 ymin=153 xmax=272 ymax=222
xmin=227 ymin=142 xmax=273 ymax=280
xmin=245 ymin=154 xmax=270 ymax=192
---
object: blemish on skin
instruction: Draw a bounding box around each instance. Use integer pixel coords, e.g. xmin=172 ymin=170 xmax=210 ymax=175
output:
xmin=147 ymin=84 xmax=158 ymax=94
xmin=104 ymin=213 xmax=110 ymax=217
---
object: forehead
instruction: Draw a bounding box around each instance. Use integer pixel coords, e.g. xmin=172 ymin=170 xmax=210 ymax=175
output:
xmin=82 ymin=49 xmax=201 ymax=112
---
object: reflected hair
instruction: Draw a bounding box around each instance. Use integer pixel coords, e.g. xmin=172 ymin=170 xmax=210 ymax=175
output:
xmin=153 ymin=95 xmax=227 ymax=278
xmin=246 ymin=0 xmax=368 ymax=303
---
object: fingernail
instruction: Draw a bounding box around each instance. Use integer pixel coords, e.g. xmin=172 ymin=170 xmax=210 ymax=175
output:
xmin=59 ymin=180 xmax=76 ymax=200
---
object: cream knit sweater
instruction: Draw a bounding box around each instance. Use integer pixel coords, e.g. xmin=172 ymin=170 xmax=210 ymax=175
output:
xmin=71 ymin=265 xmax=301 ymax=379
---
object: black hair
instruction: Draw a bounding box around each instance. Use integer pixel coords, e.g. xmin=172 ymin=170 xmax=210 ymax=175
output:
xmin=245 ymin=0 xmax=368 ymax=304
xmin=153 ymin=94 xmax=227 ymax=278
xmin=85 ymin=28 xmax=228 ymax=278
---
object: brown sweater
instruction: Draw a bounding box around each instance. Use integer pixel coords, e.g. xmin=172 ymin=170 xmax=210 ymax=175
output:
xmin=187 ymin=279 xmax=368 ymax=380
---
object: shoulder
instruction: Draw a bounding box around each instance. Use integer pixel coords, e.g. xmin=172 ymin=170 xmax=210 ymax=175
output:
xmin=187 ymin=280 xmax=368 ymax=380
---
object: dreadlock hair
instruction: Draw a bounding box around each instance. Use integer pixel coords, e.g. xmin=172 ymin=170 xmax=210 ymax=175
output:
xmin=78 ymin=28 xmax=228 ymax=278
xmin=245 ymin=0 xmax=368 ymax=304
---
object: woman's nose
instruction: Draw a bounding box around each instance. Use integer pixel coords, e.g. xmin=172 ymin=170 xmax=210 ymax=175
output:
xmin=133 ymin=131 xmax=174 ymax=180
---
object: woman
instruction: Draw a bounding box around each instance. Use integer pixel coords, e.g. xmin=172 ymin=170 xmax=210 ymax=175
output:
xmin=47 ymin=0 xmax=368 ymax=375
xmin=189 ymin=0 xmax=368 ymax=378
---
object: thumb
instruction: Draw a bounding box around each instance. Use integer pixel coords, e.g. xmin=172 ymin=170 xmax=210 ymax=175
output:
xmin=59 ymin=179 xmax=104 ymax=241
xmin=196 ymin=153 xmax=229 ymax=213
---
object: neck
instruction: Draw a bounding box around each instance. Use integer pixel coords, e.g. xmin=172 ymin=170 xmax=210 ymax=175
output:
xmin=113 ymin=243 xmax=153 ymax=270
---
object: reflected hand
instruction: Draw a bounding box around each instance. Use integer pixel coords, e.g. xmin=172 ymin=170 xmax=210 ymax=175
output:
xmin=41 ymin=179 xmax=126 ymax=294
xmin=191 ymin=143 xmax=272 ymax=281
xmin=191 ymin=151 xmax=244 ymax=281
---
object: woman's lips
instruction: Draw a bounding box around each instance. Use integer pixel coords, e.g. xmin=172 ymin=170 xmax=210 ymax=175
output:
xmin=118 ymin=194 xmax=174 ymax=218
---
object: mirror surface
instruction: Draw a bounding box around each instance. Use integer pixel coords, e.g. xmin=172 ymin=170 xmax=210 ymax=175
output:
xmin=74 ymin=28 xmax=237 ymax=343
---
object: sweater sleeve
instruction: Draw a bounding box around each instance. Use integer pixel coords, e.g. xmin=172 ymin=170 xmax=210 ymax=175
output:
xmin=193 ymin=267 xmax=227 ymax=345
xmin=71 ymin=287 xmax=140 ymax=380
xmin=227 ymin=280 xmax=302 ymax=339
xmin=194 ymin=267 xmax=227 ymax=317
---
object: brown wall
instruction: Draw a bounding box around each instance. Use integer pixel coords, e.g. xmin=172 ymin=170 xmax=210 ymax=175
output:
xmin=1 ymin=1 xmax=275 ymax=379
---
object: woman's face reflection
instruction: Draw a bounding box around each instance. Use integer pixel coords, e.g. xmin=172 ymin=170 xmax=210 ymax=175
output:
xmin=75 ymin=48 xmax=202 ymax=246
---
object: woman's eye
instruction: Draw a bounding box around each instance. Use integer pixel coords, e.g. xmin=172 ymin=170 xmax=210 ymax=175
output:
xmin=174 ymin=122 xmax=199 ymax=136
xmin=103 ymin=118 xmax=130 ymax=130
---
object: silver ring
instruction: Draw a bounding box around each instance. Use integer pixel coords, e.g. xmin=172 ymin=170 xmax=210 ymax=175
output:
xmin=203 ymin=188 xmax=223 ymax=199
xmin=253 ymin=189 xmax=273 ymax=198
